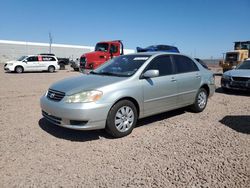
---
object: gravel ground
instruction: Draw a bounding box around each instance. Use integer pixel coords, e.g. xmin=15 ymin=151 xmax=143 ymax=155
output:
xmin=0 ymin=64 xmax=249 ymax=187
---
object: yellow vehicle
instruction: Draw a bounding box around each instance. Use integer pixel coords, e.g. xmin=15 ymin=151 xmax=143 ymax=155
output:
xmin=219 ymin=41 xmax=250 ymax=72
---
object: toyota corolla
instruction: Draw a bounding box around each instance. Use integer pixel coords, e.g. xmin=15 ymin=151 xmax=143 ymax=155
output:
xmin=40 ymin=52 xmax=215 ymax=137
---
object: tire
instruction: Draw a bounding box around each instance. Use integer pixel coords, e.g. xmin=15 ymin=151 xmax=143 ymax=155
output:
xmin=191 ymin=88 xmax=208 ymax=113
xmin=106 ymin=100 xmax=138 ymax=138
xmin=15 ymin=66 xmax=23 ymax=73
xmin=59 ymin=62 xmax=65 ymax=70
xmin=48 ymin=66 xmax=55 ymax=73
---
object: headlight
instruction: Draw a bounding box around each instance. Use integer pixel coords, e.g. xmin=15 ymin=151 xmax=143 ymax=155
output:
xmin=222 ymin=74 xmax=231 ymax=80
xmin=65 ymin=90 xmax=103 ymax=103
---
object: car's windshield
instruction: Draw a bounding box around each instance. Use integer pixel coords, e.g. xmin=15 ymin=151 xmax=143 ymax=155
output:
xmin=17 ymin=56 xmax=27 ymax=61
xmin=91 ymin=55 xmax=151 ymax=77
xmin=95 ymin=43 xmax=109 ymax=52
xmin=237 ymin=60 xmax=250 ymax=70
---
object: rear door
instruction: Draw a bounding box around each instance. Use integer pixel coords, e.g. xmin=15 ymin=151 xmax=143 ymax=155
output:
xmin=172 ymin=55 xmax=201 ymax=106
xmin=36 ymin=55 xmax=45 ymax=71
xmin=41 ymin=56 xmax=56 ymax=71
xmin=141 ymin=55 xmax=178 ymax=116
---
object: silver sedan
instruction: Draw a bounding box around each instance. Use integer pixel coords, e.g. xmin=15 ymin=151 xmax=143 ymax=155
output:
xmin=40 ymin=52 xmax=215 ymax=137
xmin=221 ymin=59 xmax=250 ymax=91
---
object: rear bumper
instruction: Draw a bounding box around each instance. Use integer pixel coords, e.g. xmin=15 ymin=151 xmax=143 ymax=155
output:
xmin=208 ymin=84 xmax=216 ymax=97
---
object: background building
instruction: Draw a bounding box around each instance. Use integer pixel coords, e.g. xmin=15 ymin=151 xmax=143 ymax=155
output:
xmin=0 ymin=40 xmax=134 ymax=63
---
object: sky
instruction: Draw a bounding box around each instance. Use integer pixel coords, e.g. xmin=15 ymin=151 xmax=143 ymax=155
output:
xmin=0 ymin=0 xmax=249 ymax=58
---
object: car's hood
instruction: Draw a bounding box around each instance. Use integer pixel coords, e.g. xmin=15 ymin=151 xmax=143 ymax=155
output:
xmin=6 ymin=60 xmax=20 ymax=64
xmin=50 ymin=74 xmax=127 ymax=95
xmin=224 ymin=69 xmax=250 ymax=78
xmin=84 ymin=51 xmax=107 ymax=58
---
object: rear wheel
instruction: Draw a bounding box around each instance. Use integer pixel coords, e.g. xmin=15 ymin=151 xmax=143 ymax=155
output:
xmin=59 ymin=62 xmax=65 ymax=70
xmin=15 ymin=66 xmax=23 ymax=73
xmin=191 ymin=88 xmax=208 ymax=112
xmin=48 ymin=66 xmax=55 ymax=73
xmin=221 ymin=87 xmax=230 ymax=92
xmin=106 ymin=100 xmax=138 ymax=138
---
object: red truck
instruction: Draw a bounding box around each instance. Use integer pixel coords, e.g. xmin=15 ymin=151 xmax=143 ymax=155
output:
xmin=80 ymin=40 xmax=124 ymax=70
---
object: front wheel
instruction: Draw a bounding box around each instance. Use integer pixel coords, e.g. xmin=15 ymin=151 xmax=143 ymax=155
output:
xmin=191 ymin=88 xmax=208 ymax=113
xmin=15 ymin=66 xmax=23 ymax=73
xmin=106 ymin=100 xmax=138 ymax=138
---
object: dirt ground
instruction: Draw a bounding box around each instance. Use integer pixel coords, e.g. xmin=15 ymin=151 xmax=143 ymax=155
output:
xmin=0 ymin=64 xmax=249 ymax=188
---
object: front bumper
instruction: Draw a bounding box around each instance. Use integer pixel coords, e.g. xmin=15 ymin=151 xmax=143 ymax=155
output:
xmin=4 ymin=64 xmax=15 ymax=72
xmin=40 ymin=96 xmax=112 ymax=130
xmin=221 ymin=78 xmax=250 ymax=91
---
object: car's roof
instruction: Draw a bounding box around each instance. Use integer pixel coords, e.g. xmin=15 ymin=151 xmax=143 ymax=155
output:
xmin=26 ymin=54 xmax=55 ymax=57
xmin=125 ymin=52 xmax=184 ymax=56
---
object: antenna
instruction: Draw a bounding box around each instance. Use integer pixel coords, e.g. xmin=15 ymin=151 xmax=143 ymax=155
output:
xmin=49 ymin=32 xmax=53 ymax=53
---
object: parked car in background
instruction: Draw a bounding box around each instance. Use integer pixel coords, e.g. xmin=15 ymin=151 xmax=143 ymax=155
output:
xmin=4 ymin=55 xmax=59 ymax=73
xmin=136 ymin=45 xmax=180 ymax=53
xmin=195 ymin=58 xmax=209 ymax=69
xmin=221 ymin=59 xmax=250 ymax=91
xmin=39 ymin=53 xmax=69 ymax=70
xmin=70 ymin=58 xmax=80 ymax=71
xmin=40 ymin=52 xmax=215 ymax=138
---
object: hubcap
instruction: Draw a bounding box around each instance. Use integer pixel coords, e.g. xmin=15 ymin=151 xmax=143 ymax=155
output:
xmin=115 ymin=106 xmax=134 ymax=132
xmin=17 ymin=67 xmax=22 ymax=73
xmin=198 ymin=91 xmax=207 ymax=109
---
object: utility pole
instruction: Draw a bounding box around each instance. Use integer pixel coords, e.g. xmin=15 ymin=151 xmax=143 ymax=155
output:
xmin=49 ymin=32 xmax=53 ymax=53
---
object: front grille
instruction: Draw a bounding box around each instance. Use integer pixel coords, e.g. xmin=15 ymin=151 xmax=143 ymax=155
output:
xmin=232 ymin=77 xmax=250 ymax=82
xmin=80 ymin=57 xmax=86 ymax=67
xmin=42 ymin=111 xmax=62 ymax=125
xmin=47 ymin=89 xmax=65 ymax=101
xmin=231 ymin=82 xmax=250 ymax=89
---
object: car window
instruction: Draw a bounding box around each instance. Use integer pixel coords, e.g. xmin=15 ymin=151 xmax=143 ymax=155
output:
xmin=92 ymin=55 xmax=151 ymax=77
xmin=42 ymin=56 xmax=56 ymax=61
xmin=145 ymin=55 xmax=174 ymax=76
xmin=95 ymin=43 xmax=109 ymax=52
xmin=27 ymin=56 xmax=38 ymax=62
xmin=173 ymin=55 xmax=199 ymax=73
xmin=110 ymin=44 xmax=118 ymax=53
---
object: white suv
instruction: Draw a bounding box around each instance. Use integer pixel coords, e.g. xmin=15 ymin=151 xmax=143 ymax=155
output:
xmin=4 ymin=55 xmax=60 ymax=73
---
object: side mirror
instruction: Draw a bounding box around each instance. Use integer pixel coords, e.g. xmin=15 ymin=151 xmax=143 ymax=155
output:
xmin=143 ymin=70 xmax=159 ymax=78
xmin=23 ymin=59 xmax=28 ymax=63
